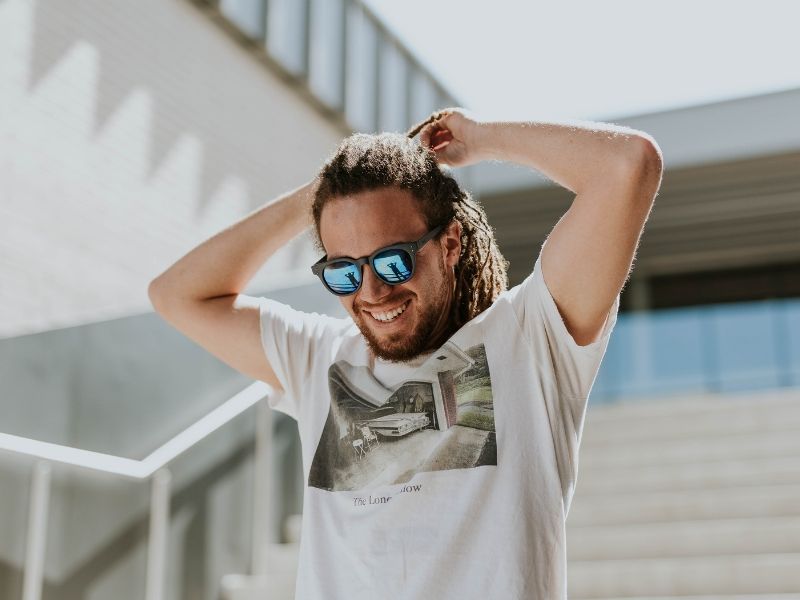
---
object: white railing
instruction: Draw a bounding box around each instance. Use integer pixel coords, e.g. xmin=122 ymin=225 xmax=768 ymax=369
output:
xmin=0 ymin=381 xmax=275 ymax=600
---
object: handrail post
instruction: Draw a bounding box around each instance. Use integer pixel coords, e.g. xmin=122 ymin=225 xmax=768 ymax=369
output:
xmin=251 ymin=397 xmax=273 ymax=576
xmin=22 ymin=461 xmax=51 ymax=600
xmin=145 ymin=469 xmax=171 ymax=600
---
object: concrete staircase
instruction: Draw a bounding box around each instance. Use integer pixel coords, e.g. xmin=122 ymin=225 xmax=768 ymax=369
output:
xmin=567 ymin=388 xmax=800 ymax=599
xmin=221 ymin=516 xmax=301 ymax=600
xmin=221 ymin=389 xmax=800 ymax=599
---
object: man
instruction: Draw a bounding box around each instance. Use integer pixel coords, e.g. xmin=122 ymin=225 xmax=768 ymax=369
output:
xmin=148 ymin=109 xmax=663 ymax=599
xmin=413 ymin=391 xmax=424 ymax=413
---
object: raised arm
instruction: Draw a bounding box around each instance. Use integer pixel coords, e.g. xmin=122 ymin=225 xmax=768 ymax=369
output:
xmin=147 ymin=179 xmax=318 ymax=390
xmin=420 ymin=109 xmax=663 ymax=346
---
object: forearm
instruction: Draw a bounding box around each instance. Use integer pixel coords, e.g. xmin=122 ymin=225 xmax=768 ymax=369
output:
xmin=149 ymin=179 xmax=317 ymax=306
xmin=473 ymin=119 xmax=657 ymax=194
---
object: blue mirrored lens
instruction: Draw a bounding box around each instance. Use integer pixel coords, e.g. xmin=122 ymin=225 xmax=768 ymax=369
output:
xmin=374 ymin=250 xmax=413 ymax=283
xmin=323 ymin=261 xmax=362 ymax=294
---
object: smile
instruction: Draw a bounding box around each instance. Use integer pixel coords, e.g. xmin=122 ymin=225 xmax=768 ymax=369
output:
xmin=366 ymin=300 xmax=411 ymax=323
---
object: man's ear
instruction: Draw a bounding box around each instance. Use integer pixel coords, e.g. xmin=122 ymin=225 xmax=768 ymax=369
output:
xmin=441 ymin=220 xmax=462 ymax=268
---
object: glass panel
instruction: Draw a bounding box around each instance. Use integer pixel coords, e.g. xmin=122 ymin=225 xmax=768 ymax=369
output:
xmin=345 ymin=3 xmax=378 ymax=132
xmin=308 ymin=0 xmax=345 ymax=110
xmin=783 ymin=299 xmax=800 ymax=386
xmin=649 ymin=308 xmax=708 ymax=393
xmin=592 ymin=298 xmax=800 ymax=404
xmin=605 ymin=314 xmax=653 ymax=400
xmin=219 ymin=0 xmax=266 ymax=39
xmin=590 ymin=334 xmax=622 ymax=404
xmin=712 ymin=301 xmax=782 ymax=392
xmin=266 ymin=0 xmax=309 ymax=76
xmin=377 ymin=39 xmax=408 ymax=133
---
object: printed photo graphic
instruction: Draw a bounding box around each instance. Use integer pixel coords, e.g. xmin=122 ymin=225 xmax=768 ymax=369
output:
xmin=308 ymin=342 xmax=497 ymax=491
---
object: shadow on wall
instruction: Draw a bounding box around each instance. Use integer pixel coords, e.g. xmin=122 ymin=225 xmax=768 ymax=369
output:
xmin=26 ymin=0 xmax=332 ymax=214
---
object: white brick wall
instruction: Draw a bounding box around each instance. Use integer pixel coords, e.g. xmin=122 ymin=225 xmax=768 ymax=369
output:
xmin=0 ymin=0 xmax=345 ymax=338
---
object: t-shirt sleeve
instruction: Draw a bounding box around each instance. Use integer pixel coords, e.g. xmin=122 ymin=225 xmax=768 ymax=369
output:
xmin=511 ymin=244 xmax=620 ymax=399
xmin=506 ymin=242 xmax=620 ymax=512
xmin=258 ymin=297 xmax=350 ymax=421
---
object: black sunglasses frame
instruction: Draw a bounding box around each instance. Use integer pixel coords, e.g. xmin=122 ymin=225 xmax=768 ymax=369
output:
xmin=311 ymin=225 xmax=445 ymax=296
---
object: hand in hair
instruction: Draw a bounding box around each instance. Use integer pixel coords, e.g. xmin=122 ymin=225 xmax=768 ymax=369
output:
xmin=407 ymin=108 xmax=484 ymax=168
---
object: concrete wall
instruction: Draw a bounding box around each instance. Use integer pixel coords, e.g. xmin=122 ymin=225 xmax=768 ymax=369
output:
xmin=0 ymin=0 xmax=346 ymax=340
xmin=0 ymin=0 xmax=349 ymax=597
xmin=0 ymin=280 xmax=344 ymax=599
xmin=470 ymin=86 xmax=800 ymax=196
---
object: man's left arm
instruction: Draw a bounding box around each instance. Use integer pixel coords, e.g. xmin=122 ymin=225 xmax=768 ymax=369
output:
xmin=421 ymin=111 xmax=664 ymax=346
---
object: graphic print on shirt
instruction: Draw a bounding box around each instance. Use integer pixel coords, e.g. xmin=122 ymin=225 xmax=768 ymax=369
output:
xmin=308 ymin=341 xmax=496 ymax=491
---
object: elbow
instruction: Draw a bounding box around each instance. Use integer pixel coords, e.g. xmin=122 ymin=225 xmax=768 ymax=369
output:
xmin=632 ymin=134 xmax=664 ymax=175
xmin=147 ymin=278 xmax=170 ymax=314
xmin=626 ymin=135 xmax=664 ymax=201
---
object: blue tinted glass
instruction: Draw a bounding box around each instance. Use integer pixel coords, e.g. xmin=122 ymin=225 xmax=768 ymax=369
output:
xmin=374 ymin=250 xmax=412 ymax=283
xmin=323 ymin=260 xmax=361 ymax=294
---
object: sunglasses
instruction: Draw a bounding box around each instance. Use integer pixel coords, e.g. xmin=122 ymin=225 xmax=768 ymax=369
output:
xmin=311 ymin=225 xmax=444 ymax=296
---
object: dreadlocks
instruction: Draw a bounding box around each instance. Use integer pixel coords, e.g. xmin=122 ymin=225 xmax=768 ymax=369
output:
xmin=311 ymin=121 xmax=509 ymax=333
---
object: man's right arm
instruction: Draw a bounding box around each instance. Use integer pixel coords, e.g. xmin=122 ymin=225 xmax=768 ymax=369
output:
xmin=147 ymin=179 xmax=318 ymax=391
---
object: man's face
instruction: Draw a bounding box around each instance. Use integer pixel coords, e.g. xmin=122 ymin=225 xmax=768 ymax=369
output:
xmin=318 ymin=187 xmax=461 ymax=362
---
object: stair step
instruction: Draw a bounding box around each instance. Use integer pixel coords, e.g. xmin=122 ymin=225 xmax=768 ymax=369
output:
xmin=577 ymin=456 xmax=800 ymax=494
xmin=587 ymin=389 xmax=799 ymax=422
xmin=583 ymin=393 xmax=800 ymax=444
xmin=220 ymin=574 xmax=294 ymax=600
xmin=581 ymin=429 xmax=800 ymax=469
xmin=567 ymin=516 xmax=800 ymax=560
xmin=568 ymin=484 xmax=800 ymax=526
xmin=568 ymin=553 xmax=800 ymax=598
xmin=592 ymin=596 xmax=800 ymax=600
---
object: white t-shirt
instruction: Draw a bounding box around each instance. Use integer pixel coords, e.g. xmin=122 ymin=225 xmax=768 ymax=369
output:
xmin=259 ymin=247 xmax=620 ymax=600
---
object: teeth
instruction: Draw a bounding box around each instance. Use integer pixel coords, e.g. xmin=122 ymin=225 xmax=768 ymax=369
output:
xmin=369 ymin=301 xmax=409 ymax=323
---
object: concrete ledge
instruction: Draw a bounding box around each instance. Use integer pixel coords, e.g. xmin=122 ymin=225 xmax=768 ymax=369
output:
xmin=581 ymin=429 xmax=800 ymax=469
xmin=592 ymin=596 xmax=800 ymax=600
xmin=583 ymin=392 xmax=800 ymax=444
xmin=567 ymin=516 xmax=800 ymax=560
xmin=568 ymin=553 xmax=800 ymax=597
xmin=578 ymin=455 xmax=800 ymax=494
xmin=568 ymin=484 xmax=800 ymax=527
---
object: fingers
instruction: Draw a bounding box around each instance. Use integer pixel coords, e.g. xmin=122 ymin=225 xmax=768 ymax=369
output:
xmin=430 ymin=128 xmax=453 ymax=151
xmin=420 ymin=116 xmax=453 ymax=150
xmin=420 ymin=126 xmax=449 ymax=154
xmin=412 ymin=109 xmax=450 ymax=141
xmin=407 ymin=110 xmax=444 ymax=141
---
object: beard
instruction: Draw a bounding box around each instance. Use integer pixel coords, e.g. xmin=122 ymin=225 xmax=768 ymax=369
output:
xmin=353 ymin=257 xmax=453 ymax=363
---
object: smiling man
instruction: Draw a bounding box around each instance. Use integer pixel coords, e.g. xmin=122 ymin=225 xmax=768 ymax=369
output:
xmin=148 ymin=109 xmax=662 ymax=599
xmin=314 ymin=187 xmax=456 ymax=361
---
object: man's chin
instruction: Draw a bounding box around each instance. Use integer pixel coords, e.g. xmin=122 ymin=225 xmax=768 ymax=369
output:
xmin=368 ymin=341 xmax=424 ymax=363
xmin=358 ymin=322 xmax=425 ymax=363
xmin=353 ymin=296 xmax=449 ymax=362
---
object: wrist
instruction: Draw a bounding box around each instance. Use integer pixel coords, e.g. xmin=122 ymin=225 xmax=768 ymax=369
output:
xmin=471 ymin=121 xmax=504 ymax=162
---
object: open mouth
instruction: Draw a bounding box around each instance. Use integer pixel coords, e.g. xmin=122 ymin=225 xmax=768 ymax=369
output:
xmin=366 ymin=299 xmax=411 ymax=324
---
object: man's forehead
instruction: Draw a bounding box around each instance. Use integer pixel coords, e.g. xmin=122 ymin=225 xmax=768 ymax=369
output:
xmin=322 ymin=187 xmax=422 ymax=217
xmin=319 ymin=189 xmax=428 ymax=258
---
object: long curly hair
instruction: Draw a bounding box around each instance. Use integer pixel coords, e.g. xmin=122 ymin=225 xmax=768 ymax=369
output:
xmin=311 ymin=123 xmax=509 ymax=332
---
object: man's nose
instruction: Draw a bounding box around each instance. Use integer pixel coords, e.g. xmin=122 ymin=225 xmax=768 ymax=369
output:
xmin=358 ymin=266 xmax=392 ymax=303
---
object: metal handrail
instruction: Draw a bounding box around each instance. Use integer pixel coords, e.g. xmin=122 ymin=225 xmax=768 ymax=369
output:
xmin=0 ymin=381 xmax=274 ymax=600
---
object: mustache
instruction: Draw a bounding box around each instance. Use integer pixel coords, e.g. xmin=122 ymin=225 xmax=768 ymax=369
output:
xmin=353 ymin=295 xmax=413 ymax=312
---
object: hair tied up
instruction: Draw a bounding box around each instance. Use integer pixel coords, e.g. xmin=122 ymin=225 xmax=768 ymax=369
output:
xmin=406 ymin=110 xmax=452 ymax=140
